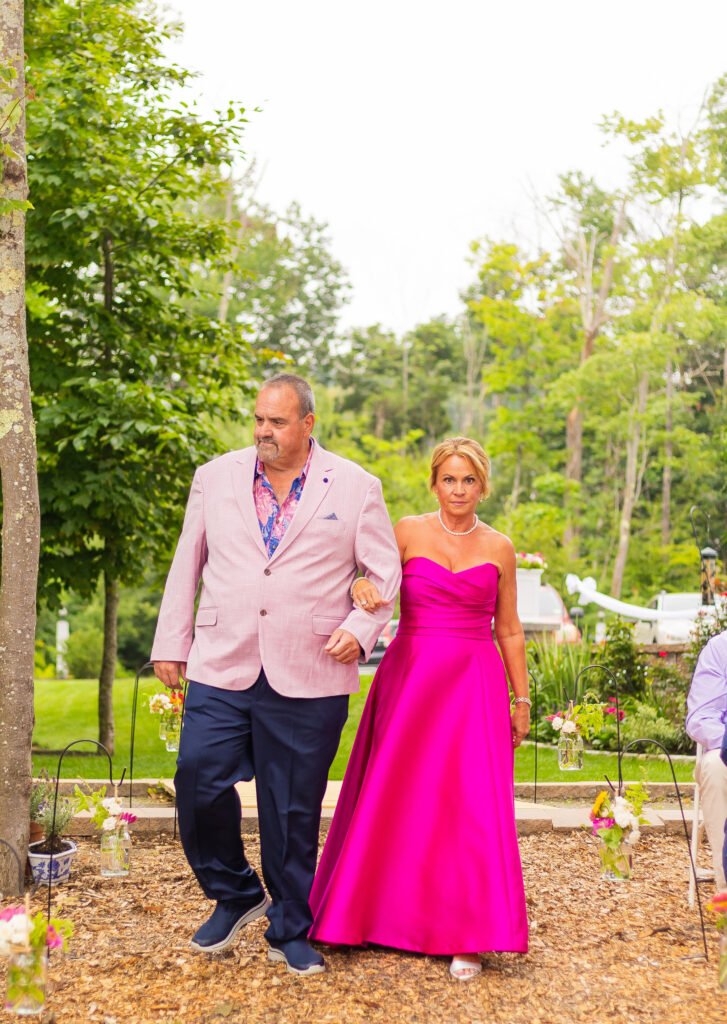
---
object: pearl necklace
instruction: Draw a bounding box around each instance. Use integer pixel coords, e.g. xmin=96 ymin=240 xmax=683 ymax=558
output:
xmin=437 ymin=508 xmax=478 ymax=536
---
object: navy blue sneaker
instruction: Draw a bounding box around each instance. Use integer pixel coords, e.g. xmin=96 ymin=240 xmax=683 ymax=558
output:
xmin=190 ymin=894 xmax=270 ymax=953
xmin=267 ymin=938 xmax=325 ymax=976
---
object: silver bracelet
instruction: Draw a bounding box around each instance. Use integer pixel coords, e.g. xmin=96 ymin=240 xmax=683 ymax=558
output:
xmin=514 ymin=696 xmax=532 ymax=708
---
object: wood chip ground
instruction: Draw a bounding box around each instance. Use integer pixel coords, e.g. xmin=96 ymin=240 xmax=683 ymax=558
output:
xmin=5 ymin=829 xmax=727 ymax=1023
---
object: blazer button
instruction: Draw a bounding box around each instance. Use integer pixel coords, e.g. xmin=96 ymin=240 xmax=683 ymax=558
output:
xmin=264 ymin=568 xmax=271 ymax=576
xmin=260 ymin=609 xmax=267 ymax=616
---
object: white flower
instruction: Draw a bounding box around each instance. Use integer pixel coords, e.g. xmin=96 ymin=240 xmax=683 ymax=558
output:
xmin=0 ymin=912 xmax=30 ymax=953
xmin=102 ymin=815 xmax=119 ymax=831
xmin=551 ymin=716 xmax=564 ymax=731
xmin=561 ymin=719 xmax=577 ymax=735
xmin=102 ymin=798 xmax=123 ymax=816
xmin=612 ymin=796 xmax=631 ymax=828
xmin=149 ymin=693 xmax=172 ymax=714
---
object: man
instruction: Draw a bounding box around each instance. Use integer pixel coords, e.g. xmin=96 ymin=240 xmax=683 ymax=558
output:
xmin=151 ymin=373 xmax=401 ymax=975
xmin=686 ymin=629 xmax=727 ymax=889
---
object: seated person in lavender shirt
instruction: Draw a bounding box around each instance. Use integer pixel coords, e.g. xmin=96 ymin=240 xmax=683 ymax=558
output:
xmin=686 ymin=629 xmax=727 ymax=889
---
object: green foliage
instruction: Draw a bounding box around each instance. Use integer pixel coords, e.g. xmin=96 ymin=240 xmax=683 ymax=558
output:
xmin=25 ymin=0 xmax=254 ymax=605
xmin=687 ymin=608 xmax=727 ymax=673
xmin=63 ymin=627 xmax=117 ymax=680
xmin=593 ymin=620 xmax=650 ymax=698
xmin=527 ymin=639 xmax=593 ymax=714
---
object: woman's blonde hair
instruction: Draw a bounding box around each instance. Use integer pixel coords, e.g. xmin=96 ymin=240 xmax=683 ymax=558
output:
xmin=429 ymin=437 xmax=491 ymax=498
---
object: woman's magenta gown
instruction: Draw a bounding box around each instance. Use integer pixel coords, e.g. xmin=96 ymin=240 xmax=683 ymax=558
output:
xmin=309 ymin=556 xmax=528 ymax=955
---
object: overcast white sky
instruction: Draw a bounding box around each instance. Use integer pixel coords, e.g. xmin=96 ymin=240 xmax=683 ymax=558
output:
xmin=167 ymin=0 xmax=727 ymax=334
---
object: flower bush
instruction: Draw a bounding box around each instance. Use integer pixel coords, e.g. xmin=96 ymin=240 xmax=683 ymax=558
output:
xmin=516 ymin=552 xmax=547 ymax=570
xmin=590 ymin=781 xmax=650 ymax=851
xmin=30 ymin=774 xmax=78 ymax=854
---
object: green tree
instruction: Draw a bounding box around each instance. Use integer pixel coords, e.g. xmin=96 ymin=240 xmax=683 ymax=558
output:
xmin=25 ymin=0 xmax=252 ymax=752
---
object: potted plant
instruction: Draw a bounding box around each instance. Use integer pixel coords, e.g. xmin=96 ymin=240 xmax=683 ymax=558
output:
xmin=0 ymin=901 xmax=73 ymax=1016
xmin=27 ymin=781 xmax=79 ymax=886
xmin=28 ymin=771 xmax=54 ymax=846
xmin=589 ymin=780 xmax=649 ymax=881
xmin=515 ymin=552 xmax=547 ymax=618
xmin=548 ymin=696 xmax=606 ymax=770
xmin=74 ymin=784 xmax=137 ymax=877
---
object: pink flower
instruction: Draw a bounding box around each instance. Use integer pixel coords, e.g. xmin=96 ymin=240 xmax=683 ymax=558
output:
xmin=46 ymin=925 xmax=64 ymax=949
xmin=658 ymin=651 xmax=667 ymax=658
xmin=0 ymin=907 xmax=25 ymax=922
xmin=592 ymin=817 xmax=615 ymax=835
xmin=119 ymin=812 xmax=137 ymax=825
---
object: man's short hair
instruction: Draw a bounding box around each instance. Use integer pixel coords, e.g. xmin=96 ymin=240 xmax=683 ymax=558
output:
xmin=261 ymin=373 xmax=315 ymax=418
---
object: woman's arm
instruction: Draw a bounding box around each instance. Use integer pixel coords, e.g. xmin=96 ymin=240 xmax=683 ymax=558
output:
xmin=492 ymin=537 xmax=530 ymax=747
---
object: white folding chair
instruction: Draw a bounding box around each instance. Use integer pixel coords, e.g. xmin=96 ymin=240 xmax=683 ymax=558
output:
xmin=688 ymin=742 xmax=714 ymax=907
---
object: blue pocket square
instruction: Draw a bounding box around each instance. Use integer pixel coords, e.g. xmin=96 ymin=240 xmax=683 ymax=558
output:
xmin=323 ymin=512 xmax=339 ymax=520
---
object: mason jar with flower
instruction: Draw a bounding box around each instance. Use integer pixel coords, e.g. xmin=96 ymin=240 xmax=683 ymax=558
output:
xmin=0 ymin=901 xmax=72 ymax=1016
xmin=74 ymin=785 xmax=137 ymax=877
xmin=548 ymin=695 xmax=605 ymax=771
xmin=149 ymin=690 xmax=184 ymax=751
xmin=589 ymin=781 xmax=649 ymax=881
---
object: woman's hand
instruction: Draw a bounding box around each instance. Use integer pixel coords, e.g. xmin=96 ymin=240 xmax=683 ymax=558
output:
xmin=352 ymin=578 xmax=388 ymax=614
xmin=511 ymin=704 xmax=531 ymax=748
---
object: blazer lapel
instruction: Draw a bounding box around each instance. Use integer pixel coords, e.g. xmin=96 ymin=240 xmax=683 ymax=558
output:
xmin=269 ymin=443 xmax=335 ymax=562
xmin=230 ymin=448 xmax=268 ymax=558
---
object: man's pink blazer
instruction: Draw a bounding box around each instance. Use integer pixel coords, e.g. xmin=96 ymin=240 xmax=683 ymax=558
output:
xmin=150 ymin=442 xmax=402 ymax=698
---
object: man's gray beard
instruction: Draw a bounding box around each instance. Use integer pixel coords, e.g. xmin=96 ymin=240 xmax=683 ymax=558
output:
xmin=256 ymin=439 xmax=279 ymax=462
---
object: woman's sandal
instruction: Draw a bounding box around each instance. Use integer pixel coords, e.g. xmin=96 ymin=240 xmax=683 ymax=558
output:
xmin=449 ymin=956 xmax=482 ymax=981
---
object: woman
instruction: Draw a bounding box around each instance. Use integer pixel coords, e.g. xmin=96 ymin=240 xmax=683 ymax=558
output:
xmin=309 ymin=437 xmax=529 ymax=980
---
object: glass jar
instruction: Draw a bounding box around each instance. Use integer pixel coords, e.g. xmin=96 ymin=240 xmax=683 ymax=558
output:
xmin=598 ymin=839 xmax=632 ymax=881
xmin=158 ymin=714 xmax=168 ymax=741
xmin=557 ymin=731 xmax=584 ymax=771
xmin=5 ymin=947 xmax=48 ymax=1016
xmin=100 ymin=824 xmax=130 ymax=877
xmin=164 ymin=713 xmax=181 ymax=752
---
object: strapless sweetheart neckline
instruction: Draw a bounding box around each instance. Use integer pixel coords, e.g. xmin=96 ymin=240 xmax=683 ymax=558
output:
xmin=403 ymin=555 xmax=499 ymax=576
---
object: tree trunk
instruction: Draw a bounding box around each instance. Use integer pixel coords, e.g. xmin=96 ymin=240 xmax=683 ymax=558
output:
xmin=610 ymin=372 xmax=648 ymax=598
xmin=661 ymin=356 xmax=673 ymax=547
xmin=0 ymin=0 xmax=40 ymax=896
xmin=98 ymin=572 xmax=119 ymax=755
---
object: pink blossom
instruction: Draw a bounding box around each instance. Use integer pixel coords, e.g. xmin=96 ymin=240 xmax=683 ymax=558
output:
xmin=45 ymin=925 xmax=64 ymax=949
xmin=592 ymin=817 xmax=615 ymax=835
xmin=0 ymin=907 xmax=24 ymax=922
xmin=119 ymin=812 xmax=137 ymax=825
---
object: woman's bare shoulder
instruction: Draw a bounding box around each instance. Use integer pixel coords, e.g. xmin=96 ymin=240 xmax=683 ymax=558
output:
xmin=477 ymin=523 xmax=515 ymax=556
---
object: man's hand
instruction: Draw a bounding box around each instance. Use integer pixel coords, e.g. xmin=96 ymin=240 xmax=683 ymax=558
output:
xmin=154 ymin=661 xmax=187 ymax=690
xmin=324 ymin=629 xmax=362 ymax=664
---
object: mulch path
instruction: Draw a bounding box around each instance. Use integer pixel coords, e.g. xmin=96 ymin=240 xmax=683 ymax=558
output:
xmin=5 ymin=828 xmax=727 ymax=1024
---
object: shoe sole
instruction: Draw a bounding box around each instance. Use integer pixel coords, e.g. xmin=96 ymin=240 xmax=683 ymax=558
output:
xmin=190 ymin=895 xmax=271 ymax=953
xmin=267 ymin=948 xmax=326 ymax=975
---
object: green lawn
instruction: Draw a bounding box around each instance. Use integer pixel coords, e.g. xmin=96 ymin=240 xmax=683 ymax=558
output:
xmin=34 ymin=675 xmax=695 ymax=787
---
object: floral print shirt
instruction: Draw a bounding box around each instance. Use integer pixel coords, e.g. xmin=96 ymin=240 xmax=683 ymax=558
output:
xmin=254 ymin=441 xmax=314 ymax=558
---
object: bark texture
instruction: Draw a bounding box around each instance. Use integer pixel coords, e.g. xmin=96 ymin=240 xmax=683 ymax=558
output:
xmin=0 ymin=0 xmax=40 ymax=895
xmin=98 ymin=573 xmax=119 ymax=755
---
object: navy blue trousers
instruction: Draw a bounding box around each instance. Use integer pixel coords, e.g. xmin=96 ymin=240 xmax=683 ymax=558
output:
xmin=175 ymin=671 xmax=348 ymax=943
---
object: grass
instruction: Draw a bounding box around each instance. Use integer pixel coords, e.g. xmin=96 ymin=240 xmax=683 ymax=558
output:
xmin=33 ymin=675 xmax=695 ymax=786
